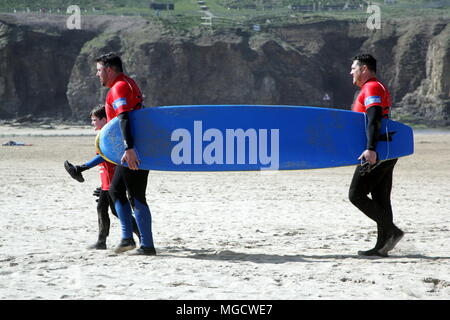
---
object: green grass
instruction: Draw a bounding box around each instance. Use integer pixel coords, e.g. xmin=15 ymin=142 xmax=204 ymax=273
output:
xmin=1 ymin=0 xmax=448 ymax=29
xmin=80 ymin=31 xmax=117 ymax=53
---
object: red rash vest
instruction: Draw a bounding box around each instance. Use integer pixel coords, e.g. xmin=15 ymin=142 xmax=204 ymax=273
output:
xmin=105 ymin=73 xmax=143 ymax=122
xmin=101 ymin=73 xmax=143 ymax=189
xmin=352 ymin=77 xmax=391 ymax=117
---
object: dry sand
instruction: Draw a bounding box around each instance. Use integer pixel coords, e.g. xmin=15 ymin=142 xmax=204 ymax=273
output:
xmin=0 ymin=125 xmax=449 ymax=300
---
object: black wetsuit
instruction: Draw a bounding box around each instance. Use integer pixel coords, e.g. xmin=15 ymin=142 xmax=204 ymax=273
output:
xmin=96 ymin=189 xmax=140 ymax=245
xmin=348 ymin=106 xmax=400 ymax=249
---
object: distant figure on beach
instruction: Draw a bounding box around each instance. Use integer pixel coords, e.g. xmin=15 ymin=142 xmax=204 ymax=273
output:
xmin=348 ymin=53 xmax=404 ymax=257
xmin=64 ymin=105 xmax=140 ymax=250
xmin=2 ymin=140 xmax=32 ymax=146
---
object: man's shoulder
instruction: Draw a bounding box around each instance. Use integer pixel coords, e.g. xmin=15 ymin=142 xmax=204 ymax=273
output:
xmin=110 ymin=78 xmax=132 ymax=95
xmin=362 ymin=79 xmax=386 ymax=93
xmin=112 ymin=78 xmax=129 ymax=88
xmin=364 ymin=78 xmax=381 ymax=87
xmin=114 ymin=74 xmax=140 ymax=89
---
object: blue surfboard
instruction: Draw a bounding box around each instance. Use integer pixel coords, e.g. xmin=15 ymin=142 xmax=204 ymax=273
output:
xmin=96 ymin=105 xmax=414 ymax=171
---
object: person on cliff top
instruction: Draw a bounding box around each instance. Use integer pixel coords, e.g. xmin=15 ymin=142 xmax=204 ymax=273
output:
xmin=348 ymin=53 xmax=404 ymax=257
xmin=64 ymin=104 xmax=140 ymax=250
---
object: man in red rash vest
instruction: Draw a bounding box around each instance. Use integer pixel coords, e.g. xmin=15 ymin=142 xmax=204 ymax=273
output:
xmin=348 ymin=54 xmax=404 ymax=257
xmin=95 ymin=52 xmax=155 ymax=256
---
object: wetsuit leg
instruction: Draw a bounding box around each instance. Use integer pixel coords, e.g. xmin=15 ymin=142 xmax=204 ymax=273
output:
xmin=109 ymin=166 xmax=134 ymax=240
xmin=371 ymin=159 xmax=398 ymax=232
xmin=120 ymin=167 xmax=154 ymax=248
xmin=107 ymin=192 xmax=118 ymax=218
xmin=83 ymin=154 xmax=104 ymax=169
xmin=107 ymin=191 xmax=141 ymax=240
xmin=97 ymin=190 xmax=111 ymax=243
xmin=125 ymin=192 xmax=141 ymax=239
xmin=349 ymin=159 xmax=398 ymax=232
xmin=131 ymin=215 xmax=141 ymax=240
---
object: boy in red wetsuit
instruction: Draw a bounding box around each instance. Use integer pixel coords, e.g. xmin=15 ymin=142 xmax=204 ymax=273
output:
xmin=64 ymin=105 xmax=140 ymax=250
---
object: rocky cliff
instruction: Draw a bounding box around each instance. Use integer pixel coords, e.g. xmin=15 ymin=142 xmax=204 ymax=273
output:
xmin=1 ymin=13 xmax=449 ymax=126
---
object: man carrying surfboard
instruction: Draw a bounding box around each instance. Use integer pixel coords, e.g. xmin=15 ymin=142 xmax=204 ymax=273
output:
xmin=348 ymin=54 xmax=404 ymax=257
xmin=94 ymin=52 xmax=156 ymax=256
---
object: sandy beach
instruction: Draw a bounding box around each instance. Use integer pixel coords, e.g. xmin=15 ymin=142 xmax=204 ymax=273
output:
xmin=0 ymin=124 xmax=449 ymax=300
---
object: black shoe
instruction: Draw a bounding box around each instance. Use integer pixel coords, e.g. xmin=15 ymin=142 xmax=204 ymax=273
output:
xmin=87 ymin=241 xmax=107 ymax=250
xmin=357 ymin=248 xmax=388 ymax=257
xmin=130 ymin=246 xmax=156 ymax=256
xmin=378 ymin=228 xmax=404 ymax=256
xmin=64 ymin=160 xmax=84 ymax=182
xmin=114 ymin=238 xmax=136 ymax=253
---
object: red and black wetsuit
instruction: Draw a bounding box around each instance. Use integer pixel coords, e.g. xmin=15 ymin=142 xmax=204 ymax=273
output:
xmin=352 ymin=77 xmax=391 ymax=116
xmin=352 ymin=77 xmax=391 ymax=151
xmin=348 ymin=77 xmax=401 ymax=253
xmin=105 ymin=73 xmax=154 ymax=249
xmin=105 ymin=73 xmax=143 ymax=122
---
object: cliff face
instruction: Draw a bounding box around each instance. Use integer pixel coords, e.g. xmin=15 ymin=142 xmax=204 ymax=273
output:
xmin=0 ymin=15 xmax=95 ymax=119
xmin=67 ymin=28 xmax=324 ymax=118
xmin=396 ymin=22 xmax=450 ymax=126
xmin=1 ymin=13 xmax=449 ymax=126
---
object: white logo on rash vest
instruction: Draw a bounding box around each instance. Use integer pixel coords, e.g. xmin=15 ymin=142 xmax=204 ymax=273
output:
xmin=171 ymin=121 xmax=279 ymax=170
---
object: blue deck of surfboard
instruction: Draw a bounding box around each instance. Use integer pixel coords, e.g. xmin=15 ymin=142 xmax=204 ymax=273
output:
xmin=97 ymin=105 xmax=414 ymax=171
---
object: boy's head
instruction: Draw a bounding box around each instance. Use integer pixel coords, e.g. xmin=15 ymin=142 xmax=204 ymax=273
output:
xmin=90 ymin=104 xmax=107 ymax=130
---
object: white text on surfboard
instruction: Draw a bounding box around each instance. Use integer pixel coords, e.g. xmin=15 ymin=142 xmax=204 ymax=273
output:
xmin=171 ymin=121 xmax=279 ymax=170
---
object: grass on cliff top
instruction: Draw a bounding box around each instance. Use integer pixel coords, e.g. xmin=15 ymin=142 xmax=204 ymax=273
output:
xmin=2 ymin=0 xmax=449 ymax=14
xmin=1 ymin=1 xmax=448 ymax=32
xmin=1 ymin=0 xmax=446 ymax=9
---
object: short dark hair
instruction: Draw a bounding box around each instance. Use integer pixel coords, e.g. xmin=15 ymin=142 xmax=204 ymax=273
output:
xmin=353 ymin=54 xmax=377 ymax=73
xmin=90 ymin=104 xmax=106 ymax=119
xmin=95 ymin=52 xmax=123 ymax=72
